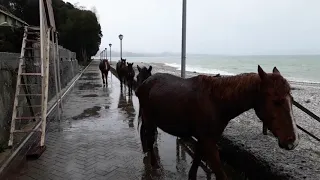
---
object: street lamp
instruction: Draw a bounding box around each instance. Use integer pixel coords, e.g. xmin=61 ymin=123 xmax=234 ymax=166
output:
xmin=118 ymin=34 xmax=123 ymax=59
xmin=105 ymin=48 xmax=107 ymax=60
xmin=181 ymin=0 xmax=187 ymax=78
xmin=109 ymin=43 xmax=112 ymax=63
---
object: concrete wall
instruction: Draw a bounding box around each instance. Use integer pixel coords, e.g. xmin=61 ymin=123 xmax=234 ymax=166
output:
xmin=0 ymin=45 xmax=79 ymax=148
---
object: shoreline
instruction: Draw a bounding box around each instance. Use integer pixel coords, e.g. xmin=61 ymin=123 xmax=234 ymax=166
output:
xmin=144 ymin=61 xmax=320 ymax=88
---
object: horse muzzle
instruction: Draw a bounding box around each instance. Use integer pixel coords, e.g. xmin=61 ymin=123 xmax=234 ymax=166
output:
xmin=278 ymin=135 xmax=299 ymax=151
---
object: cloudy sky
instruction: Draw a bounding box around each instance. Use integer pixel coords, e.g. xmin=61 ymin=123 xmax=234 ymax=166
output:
xmin=65 ymin=0 xmax=320 ymax=55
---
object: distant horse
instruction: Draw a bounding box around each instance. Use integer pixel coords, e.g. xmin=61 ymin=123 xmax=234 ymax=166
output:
xmin=116 ymin=58 xmax=127 ymax=87
xmin=136 ymin=65 xmax=299 ymax=180
xmin=99 ymin=59 xmax=110 ymax=86
xmin=136 ymin=65 xmax=153 ymax=87
xmin=126 ymin=62 xmax=135 ymax=95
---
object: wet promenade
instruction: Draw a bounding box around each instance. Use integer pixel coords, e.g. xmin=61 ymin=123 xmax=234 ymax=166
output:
xmin=13 ymin=61 xmax=214 ymax=180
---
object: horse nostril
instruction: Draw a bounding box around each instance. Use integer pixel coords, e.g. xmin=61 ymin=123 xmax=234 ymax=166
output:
xmin=287 ymin=136 xmax=295 ymax=143
xmin=287 ymin=143 xmax=294 ymax=150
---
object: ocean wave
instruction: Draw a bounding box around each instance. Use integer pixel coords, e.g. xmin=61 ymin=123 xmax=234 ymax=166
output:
xmin=164 ymin=63 xmax=235 ymax=76
xmin=164 ymin=63 xmax=320 ymax=84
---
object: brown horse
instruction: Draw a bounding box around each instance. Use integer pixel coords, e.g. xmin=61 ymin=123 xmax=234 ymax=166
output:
xmin=136 ymin=65 xmax=153 ymax=87
xmin=136 ymin=65 xmax=154 ymax=151
xmin=126 ymin=62 xmax=135 ymax=96
xmin=99 ymin=59 xmax=110 ymax=86
xmin=116 ymin=58 xmax=127 ymax=87
xmin=136 ymin=65 xmax=299 ymax=180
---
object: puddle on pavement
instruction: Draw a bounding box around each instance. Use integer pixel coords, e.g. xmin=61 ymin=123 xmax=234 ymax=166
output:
xmin=78 ymin=82 xmax=101 ymax=90
xmin=117 ymin=89 xmax=136 ymax=129
xmin=80 ymin=72 xmax=101 ymax=81
xmin=82 ymin=94 xmax=99 ymax=97
xmin=72 ymin=106 xmax=101 ymax=120
xmin=81 ymin=77 xmax=101 ymax=81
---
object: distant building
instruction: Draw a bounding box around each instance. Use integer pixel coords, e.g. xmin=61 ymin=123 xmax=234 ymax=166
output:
xmin=0 ymin=6 xmax=28 ymax=27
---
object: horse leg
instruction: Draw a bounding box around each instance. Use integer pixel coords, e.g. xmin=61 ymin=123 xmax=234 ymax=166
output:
xmin=101 ymin=71 xmax=105 ymax=85
xmin=202 ymin=139 xmax=228 ymax=180
xmin=105 ymin=71 xmax=108 ymax=84
xmin=140 ymin=120 xmax=148 ymax=153
xmin=188 ymin=142 xmax=204 ymax=180
xmin=145 ymin=122 xmax=158 ymax=168
xmin=119 ymin=75 xmax=123 ymax=86
xmin=262 ymin=122 xmax=268 ymax=135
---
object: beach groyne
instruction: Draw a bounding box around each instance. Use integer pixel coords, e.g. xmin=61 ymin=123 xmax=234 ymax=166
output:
xmin=110 ymin=61 xmax=320 ymax=180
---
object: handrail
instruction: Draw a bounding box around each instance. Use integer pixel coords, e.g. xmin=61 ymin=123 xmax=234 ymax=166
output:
xmin=293 ymin=100 xmax=320 ymax=123
xmin=293 ymin=100 xmax=320 ymax=142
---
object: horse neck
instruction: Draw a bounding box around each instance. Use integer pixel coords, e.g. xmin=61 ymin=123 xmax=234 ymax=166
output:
xmin=201 ymin=74 xmax=261 ymax=120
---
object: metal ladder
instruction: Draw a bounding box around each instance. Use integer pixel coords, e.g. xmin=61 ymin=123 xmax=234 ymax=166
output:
xmin=8 ymin=25 xmax=51 ymax=150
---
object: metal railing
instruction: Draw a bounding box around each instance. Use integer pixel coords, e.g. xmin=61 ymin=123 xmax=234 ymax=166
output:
xmin=293 ymin=100 xmax=320 ymax=142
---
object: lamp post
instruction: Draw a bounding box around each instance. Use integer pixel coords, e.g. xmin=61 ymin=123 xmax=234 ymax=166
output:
xmin=181 ymin=0 xmax=187 ymax=78
xmin=105 ymin=48 xmax=107 ymax=60
xmin=109 ymin=43 xmax=112 ymax=63
xmin=118 ymin=34 xmax=123 ymax=59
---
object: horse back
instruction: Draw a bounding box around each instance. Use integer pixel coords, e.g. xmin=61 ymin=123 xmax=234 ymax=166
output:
xmin=136 ymin=73 xmax=199 ymax=108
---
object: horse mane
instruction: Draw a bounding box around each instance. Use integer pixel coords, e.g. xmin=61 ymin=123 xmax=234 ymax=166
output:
xmin=197 ymin=73 xmax=262 ymax=101
xmin=197 ymin=72 xmax=291 ymax=101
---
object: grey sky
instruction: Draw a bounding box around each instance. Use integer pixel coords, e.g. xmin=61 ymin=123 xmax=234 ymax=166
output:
xmin=65 ymin=0 xmax=320 ymax=55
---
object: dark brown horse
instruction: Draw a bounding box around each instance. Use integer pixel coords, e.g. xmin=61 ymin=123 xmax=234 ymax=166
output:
xmin=116 ymin=58 xmax=127 ymax=87
xmin=126 ymin=62 xmax=135 ymax=96
xmin=99 ymin=59 xmax=110 ymax=86
xmin=136 ymin=65 xmax=299 ymax=180
xmin=135 ymin=65 xmax=154 ymax=150
xmin=136 ymin=65 xmax=153 ymax=87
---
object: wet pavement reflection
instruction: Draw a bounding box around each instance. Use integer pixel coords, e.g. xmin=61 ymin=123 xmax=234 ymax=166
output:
xmin=14 ymin=61 xmax=245 ymax=180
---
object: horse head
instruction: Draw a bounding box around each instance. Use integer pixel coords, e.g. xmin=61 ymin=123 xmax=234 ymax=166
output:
xmin=254 ymin=65 xmax=299 ymax=150
xmin=136 ymin=65 xmax=152 ymax=86
xmin=121 ymin=58 xmax=126 ymax=65
xmin=127 ymin=62 xmax=134 ymax=70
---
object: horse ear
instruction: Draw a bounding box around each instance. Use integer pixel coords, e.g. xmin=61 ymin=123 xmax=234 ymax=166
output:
xmin=258 ymin=65 xmax=267 ymax=80
xmin=137 ymin=65 xmax=141 ymax=72
xmin=148 ymin=66 xmax=152 ymax=72
xmin=272 ymin=67 xmax=280 ymax=74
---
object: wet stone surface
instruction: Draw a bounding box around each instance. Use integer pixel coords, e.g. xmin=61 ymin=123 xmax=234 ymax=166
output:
xmin=13 ymin=61 xmax=246 ymax=180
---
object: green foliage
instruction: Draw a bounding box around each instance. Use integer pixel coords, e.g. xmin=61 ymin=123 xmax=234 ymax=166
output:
xmin=1 ymin=0 xmax=102 ymax=62
xmin=0 ymin=26 xmax=24 ymax=52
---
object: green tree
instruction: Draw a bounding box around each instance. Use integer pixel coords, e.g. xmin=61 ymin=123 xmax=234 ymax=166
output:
xmin=1 ymin=0 xmax=102 ymax=63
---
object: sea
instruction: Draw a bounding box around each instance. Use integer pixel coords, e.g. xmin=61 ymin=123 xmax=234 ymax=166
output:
xmin=101 ymin=55 xmax=320 ymax=83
